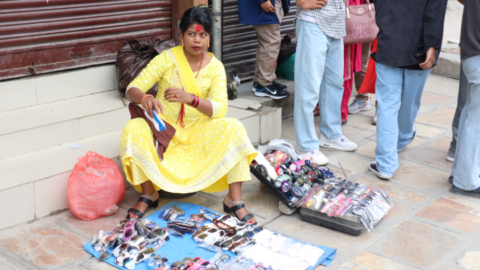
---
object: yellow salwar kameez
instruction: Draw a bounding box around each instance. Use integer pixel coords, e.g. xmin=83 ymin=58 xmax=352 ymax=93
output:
xmin=121 ymin=47 xmax=257 ymax=194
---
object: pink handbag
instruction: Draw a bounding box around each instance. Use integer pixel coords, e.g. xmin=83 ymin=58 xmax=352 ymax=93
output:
xmin=343 ymin=0 xmax=379 ymax=44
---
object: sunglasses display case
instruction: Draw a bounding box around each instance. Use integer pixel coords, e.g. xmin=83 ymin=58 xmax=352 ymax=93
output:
xmin=300 ymin=207 xmax=365 ymax=236
xmin=250 ymin=165 xmax=297 ymax=211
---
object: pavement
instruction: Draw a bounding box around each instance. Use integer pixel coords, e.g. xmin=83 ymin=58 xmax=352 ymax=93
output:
xmin=1 ymin=73 xmax=479 ymax=270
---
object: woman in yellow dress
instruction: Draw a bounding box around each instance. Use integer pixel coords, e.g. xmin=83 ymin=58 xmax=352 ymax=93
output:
xmin=121 ymin=6 xmax=257 ymax=223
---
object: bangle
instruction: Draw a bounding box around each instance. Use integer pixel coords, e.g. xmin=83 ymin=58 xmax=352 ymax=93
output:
xmin=188 ymin=94 xmax=201 ymax=108
xmin=140 ymin=94 xmax=154 ymax=107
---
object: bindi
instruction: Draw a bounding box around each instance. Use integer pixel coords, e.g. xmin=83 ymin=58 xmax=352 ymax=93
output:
xmin=195 ymin=24 xmax=201 ymax=32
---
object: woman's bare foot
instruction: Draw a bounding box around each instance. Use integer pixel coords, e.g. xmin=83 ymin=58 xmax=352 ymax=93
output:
xmin=223 ymin=195 xmax=257 ymax=224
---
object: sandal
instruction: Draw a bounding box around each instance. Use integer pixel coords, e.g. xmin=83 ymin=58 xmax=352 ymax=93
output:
xmin=223 ymin=197 xmax=256 ymax=225
xmin=127 ymin=192 xmax=159 ymax=219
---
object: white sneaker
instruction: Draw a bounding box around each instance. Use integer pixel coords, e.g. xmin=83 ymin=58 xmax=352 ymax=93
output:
xmin=348 ymin=98 xmax=371 ymax=114
xmin=446 ymin=156 xmax=454 ymax=162
xmin=372 ymin=110 xmax=377 ymax=125
xmin=298 ymin=149 xmax=329 ymax=165
xmin=319 ymin=134 xmax=358 ymax=151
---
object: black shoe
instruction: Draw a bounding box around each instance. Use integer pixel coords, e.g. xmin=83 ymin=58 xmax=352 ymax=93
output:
xmin=254 ymin=83 xmax=290 ymax=100
xmin=273 ymin=81 xmax=287 ymax=91
xmin=127 ymin=192 xmax=160 ymax=219
xmin=342 ymin=119 xmax=347 ymax=126
xmin=450 ymin=185 xmax=480 ymax=199
xmin=368 ymin=161 xmax=392 ymax=180
xmin=448 ymin=175 xmax=453 ymax=184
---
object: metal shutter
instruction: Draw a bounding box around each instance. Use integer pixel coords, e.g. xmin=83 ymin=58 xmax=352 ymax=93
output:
xmin=0 ymin=0 xmax=177 ymax=80
xmin=221 ymin=0 xmax=297 ymax=81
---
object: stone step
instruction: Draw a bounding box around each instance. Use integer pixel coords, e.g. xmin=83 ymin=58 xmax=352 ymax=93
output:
xmin=0 ymin=90 xmax=129 ymax=160
xmin=0 ymin=103 xmax=281 ymax=230
xmin=0 ymin=65 xmax=116 ymax=113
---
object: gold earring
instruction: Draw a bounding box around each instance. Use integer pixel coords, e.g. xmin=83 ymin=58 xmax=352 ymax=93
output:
xmin=208 ymin=42 xmax=210 ymax=48
xmin=181 ymin=40 xmax=184 ymax=46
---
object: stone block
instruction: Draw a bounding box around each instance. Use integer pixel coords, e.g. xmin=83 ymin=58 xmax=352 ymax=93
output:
xmin=79 ymin=108 xmax=129 ymax=139
xmin=417 ymin=108 xmax=456 ymax=130
xmin=0 ymin=77 xmax=36 ymax=113
xmin=34 ymin=172 xmax=70 ymax=218
xmin=0 ymin=120 xmax=79 ymax=160
xmin=338 ymin=251 xmax=415 ymax=270
xmin=36 ymin=65 xmax=115 ymax=104
xmin=259 ymin=106 xmax=282 ymax=144
xmin=415 ymin=196 xmax=480 ymax=233
xmin=0 ymin=184 xmax=34 ymax=230
xmin=367 ymin=220 xmax=467 ymax=268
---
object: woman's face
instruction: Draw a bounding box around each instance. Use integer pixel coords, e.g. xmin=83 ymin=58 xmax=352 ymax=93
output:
xmin=182 ymin=23 xmax=210 ymax=56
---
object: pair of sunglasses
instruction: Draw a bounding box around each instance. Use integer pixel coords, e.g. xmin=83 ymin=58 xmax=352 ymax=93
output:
xmin=229 ymin=237 xmax=255 ymax=253
xmin=193 ymin=228 xmax=222 ymax=243
xmin=214 ymin=234 xmax=242 ymax=249
xmin=199 ymin=208 xmax=221 ymax=221
xmin=212 ymin=219 xmax=236 ymax=236
xmin=123 ymin=220 xmax=135 ymax=242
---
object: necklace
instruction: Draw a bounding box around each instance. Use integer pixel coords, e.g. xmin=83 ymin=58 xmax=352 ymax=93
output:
xmin=195 ymin=52 xmax=204 ymax=79
xmin=178 ymin=52 xmax=204 ymax=128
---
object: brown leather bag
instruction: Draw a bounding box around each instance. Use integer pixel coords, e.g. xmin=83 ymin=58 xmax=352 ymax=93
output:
xmin=343 ymin=0 xmax=378 ymax=44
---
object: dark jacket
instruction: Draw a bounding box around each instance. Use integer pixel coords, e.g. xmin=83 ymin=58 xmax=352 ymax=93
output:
xmin=373 ymin=0 xmax=447 ymax=68
xmin=238 ymin=0 xmax=290 ymax=25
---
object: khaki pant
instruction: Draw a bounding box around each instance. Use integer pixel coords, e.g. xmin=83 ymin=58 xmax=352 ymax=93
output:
xmin=252 ymin=0 xmax=283 ymax=87
xmin=355 ymin=42 xmax=371 ymax=90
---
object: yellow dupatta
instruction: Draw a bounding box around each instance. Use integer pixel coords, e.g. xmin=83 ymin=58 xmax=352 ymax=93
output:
xmin=170 ymin=45 xmax=214 ymax=128
xmin=171 ymin=45 xmax=206 ymax=99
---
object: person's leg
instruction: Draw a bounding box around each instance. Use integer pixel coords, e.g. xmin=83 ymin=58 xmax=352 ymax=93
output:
xmin=223 ymin=156 xmax=256 ymax=223
xmin=448 ymin=63 xmax=468 ymax=160
xmin=374 ymin=63 xmax=404 ymax=176
xmin=252 ymin=23 xmax=281 ymax=87
xmin=397 ymin=68 xmax=432 ymax=150
xmin=319 ymin=37 xmax=344 ymax=139
xmin=294 ymin=20 xmax=328 ymax=152
xmin=128 ymin=180 xmax=159 ymax=218
xmin=355 ymin=43 xmax=371 ymax=90
xmin=341 ymin=78 xmax=353 ymax=122
xmin=452 ymin=55 xmax=480 ymax=192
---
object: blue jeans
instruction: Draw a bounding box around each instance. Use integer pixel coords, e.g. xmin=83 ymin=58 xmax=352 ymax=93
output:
xmin=452 ymin=54 xmax=480 ymax=190
xmin=374 ymin=62 xmax=432 ymax=176
xmin=294 ymin=19 xmax=344 ymax=152
xmin=448 ymin=64 xmax=468 ymax=158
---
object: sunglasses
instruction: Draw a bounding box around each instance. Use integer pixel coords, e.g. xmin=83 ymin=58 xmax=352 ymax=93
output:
xmin=123 ymin=220 xmax=135 ymax=242
xmin=199 ymin=208 xmax=221 ymax=221
xmin=214 ymin=234 xmax=242 ymax=249
xmin=193 ymin=228 xmax=220 ymax=242
xmin=212 ymin=219 xmax=236 ymax=236
xmin=230 ymin=237 xmax=255 ymax=253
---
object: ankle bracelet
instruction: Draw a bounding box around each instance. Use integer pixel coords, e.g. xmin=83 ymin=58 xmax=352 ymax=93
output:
xmin=225 ymin=196 xmax=243 ymax=206
xmin=141 ymin=191 xmax=158 ymax=200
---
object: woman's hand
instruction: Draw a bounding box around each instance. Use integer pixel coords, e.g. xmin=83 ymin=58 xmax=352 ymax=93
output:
xmin=296 ymin=0 xmax=327 ymax=9
xmin=419 ymin=47 xmax=436 ymax=70
xmin=143 ymin=96 xmax=164 ymax=118
xmin=164 ymin=87 xmax=193 ymax=104
xmin=261 ymin=1 xmax=275 ymax=13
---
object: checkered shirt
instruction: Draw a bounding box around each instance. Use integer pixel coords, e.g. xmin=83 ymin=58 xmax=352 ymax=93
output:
xmin=297 ymin=0 xmax=346 ymax=39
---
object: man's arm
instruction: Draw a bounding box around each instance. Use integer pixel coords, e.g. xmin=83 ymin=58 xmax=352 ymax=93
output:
xmin=296 ymin=0 xmax=328 ymax=10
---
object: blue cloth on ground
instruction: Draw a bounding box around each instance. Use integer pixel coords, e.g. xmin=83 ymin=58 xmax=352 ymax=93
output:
xmin=83 ymin=201 xmax=337 ymax=269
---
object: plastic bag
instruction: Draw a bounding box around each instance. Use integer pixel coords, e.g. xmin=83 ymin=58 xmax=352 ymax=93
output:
xmin=258 ymin=139 xmax=300 ymax=161
xmin=275 ymin=53 xmax=295 ymax=81
xmin=278 ymin=32 xmax=297 ymax=62
xmin=116 ymin=38 xmax=175 ymax=97
xmin=68 ymin=151 xmax=125 ymax=220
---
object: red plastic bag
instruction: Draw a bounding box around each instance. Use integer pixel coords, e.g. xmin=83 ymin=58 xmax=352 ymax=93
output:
xmin=68 ymin=151 xmax=125 ymax=221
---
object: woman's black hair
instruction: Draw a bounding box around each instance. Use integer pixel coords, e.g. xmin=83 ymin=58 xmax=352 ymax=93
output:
xmin=180 ymin=5 xmax=212 ymax=34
